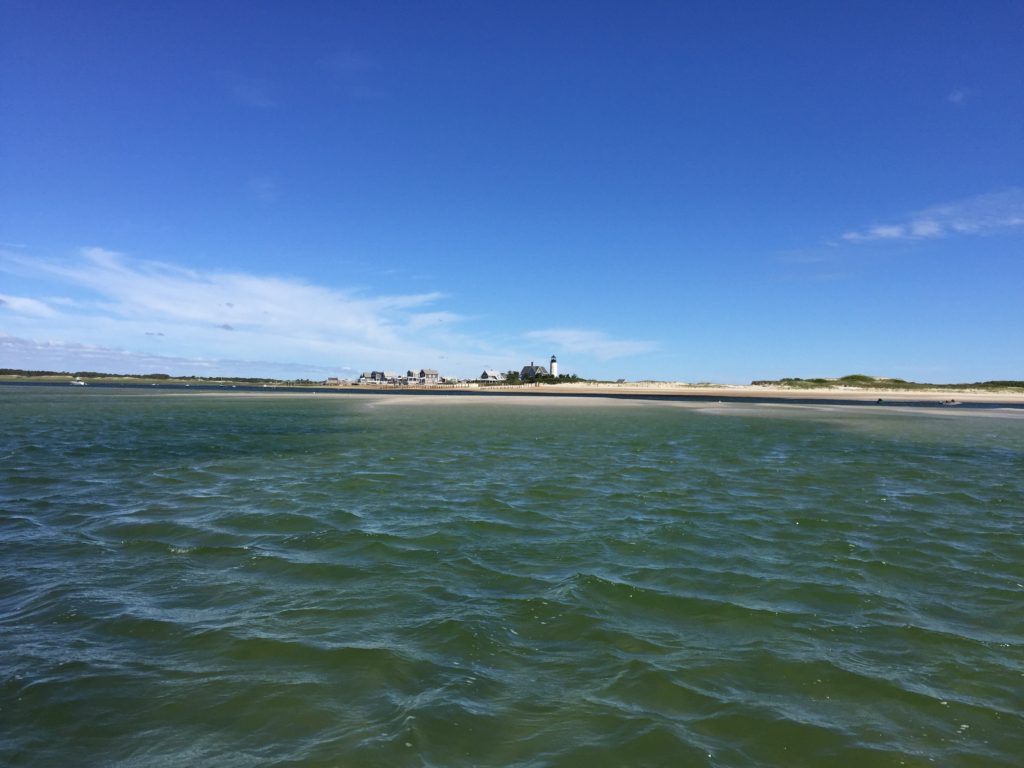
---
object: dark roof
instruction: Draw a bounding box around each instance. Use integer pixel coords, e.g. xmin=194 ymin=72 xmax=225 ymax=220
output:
xmin=520 ymin=364 xmax=548 ymax=379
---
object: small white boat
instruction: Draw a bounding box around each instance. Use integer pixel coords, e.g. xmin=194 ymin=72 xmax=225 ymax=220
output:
xmin=70 ymin=379 xmax=87 ymax=386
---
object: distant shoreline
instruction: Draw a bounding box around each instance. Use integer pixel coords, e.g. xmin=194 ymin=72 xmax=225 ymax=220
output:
xmin=511 ymin=381 xmax=1024 ymax=405
xmin=4 ymin=379 xmax=1023 ymax=408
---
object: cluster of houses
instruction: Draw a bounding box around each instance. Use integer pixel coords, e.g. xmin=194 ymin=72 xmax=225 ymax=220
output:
xmin=479 ymin=355 xmax=558 ymax=382
xmin=336 ymin=356 xmax=560 ymax=387
xmin=357 ymin=368 xmax=443 ymax=386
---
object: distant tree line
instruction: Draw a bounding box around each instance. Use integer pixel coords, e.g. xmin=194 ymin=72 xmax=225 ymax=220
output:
xmin=0 ymin=368 xmax=279 ymax=384
xmin=1 ymin=368 xmax=69 ymax=377
xmin=495 ymin=371 xmax=584 ymax=385
xmin=751 ymin=374 xmax=1024 ymax=390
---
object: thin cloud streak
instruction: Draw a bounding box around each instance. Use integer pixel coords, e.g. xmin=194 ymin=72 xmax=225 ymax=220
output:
xmin=0 ymin=293 xmax=57 ymax=318
xmin=0 ymin=334 xmax=349 ymax=379
xmin=840 ymin=189 xmax=1024 ymax=243
xmin=946 ymin=88 xmax=968 ymax=105
xmin=525 ymin=328 xmax=657 ymax=361
xmin=0 ymin=247 xmax=649 ymax=378
xmin=43 ymin=247 xmax=445 ymax=345
xmin=0 ymin=247 xmax=459 ymax=370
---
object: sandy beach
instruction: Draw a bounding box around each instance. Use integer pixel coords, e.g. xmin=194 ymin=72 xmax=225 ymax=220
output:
xmin=10 ymin=379 xmax=1021 ymax=406
xmin=337 ymin=381 xmax=1024 ymax=406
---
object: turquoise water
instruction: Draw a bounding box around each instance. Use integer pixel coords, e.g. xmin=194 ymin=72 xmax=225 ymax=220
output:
xmin=1 ymin=387 xmax=1022 ymax=767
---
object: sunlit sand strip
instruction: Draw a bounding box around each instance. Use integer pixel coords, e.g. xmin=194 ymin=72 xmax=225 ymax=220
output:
xmin=138 ymin=383 xmax=1024 ymax=408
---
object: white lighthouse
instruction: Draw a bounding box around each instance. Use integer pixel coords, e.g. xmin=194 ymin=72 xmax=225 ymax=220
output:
xmin=550 ymin=354 xmax=558 ymax=378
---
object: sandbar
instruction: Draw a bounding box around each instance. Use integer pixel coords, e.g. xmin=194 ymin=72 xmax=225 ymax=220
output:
xmin=340 ymin=381 xmax=1024 ymax=406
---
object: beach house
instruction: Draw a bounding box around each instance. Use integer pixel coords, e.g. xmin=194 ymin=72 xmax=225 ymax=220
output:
xmin=358 ymin=371 xmax=400 ymax=385
xmin=520 ymin=361 xmax=549 ymax=380
xmin=404 ymin=368 xmax=440 ymax=385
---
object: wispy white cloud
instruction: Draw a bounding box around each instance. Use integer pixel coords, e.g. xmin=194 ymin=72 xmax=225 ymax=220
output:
xmin=0 ymin=293 xmax=58 ymax=318
xmin=844 ymin=224 xmax=906 ymax=241
xmin=840 ymin=189 xmax=1024 ymax=243
xmin=405 ymin=311 xmax=462 ymax=332
xmin=0 ymin=334 xmax=348 ymax=379
xmin=524 ymin=328 xmax=657 ymax=360
xmin=946 ymin=88 xmax=968 ymax=105
xmin=0 ymin=248 xmax=664 ymax=378
xmin=908 ymin=219 xmax=942 ymax=237
xmin=0 ymin=247 xmax=472 ymax=373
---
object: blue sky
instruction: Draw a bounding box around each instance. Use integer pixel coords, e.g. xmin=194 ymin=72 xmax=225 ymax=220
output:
xmin=2 ymin=1 xmax=1022 ymax=382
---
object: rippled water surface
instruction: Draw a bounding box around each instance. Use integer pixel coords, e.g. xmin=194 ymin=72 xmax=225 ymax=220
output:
xmin=2 ymin=387 xmax=1023 ymax=767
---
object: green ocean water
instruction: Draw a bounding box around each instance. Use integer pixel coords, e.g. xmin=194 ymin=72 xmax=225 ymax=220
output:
xmin=1 ymin=387 xmax=1022 ymax=767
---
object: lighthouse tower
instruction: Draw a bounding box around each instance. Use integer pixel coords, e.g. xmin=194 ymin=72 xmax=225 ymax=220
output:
xmin=550 ymin=354 xmax=558 ymax=378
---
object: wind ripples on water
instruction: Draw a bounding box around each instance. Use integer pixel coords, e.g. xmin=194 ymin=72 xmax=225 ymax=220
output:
xmin=1 ymin=389 xmax=1022 ymax=766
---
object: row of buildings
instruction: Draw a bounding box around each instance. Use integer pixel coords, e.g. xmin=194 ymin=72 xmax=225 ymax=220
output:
xmin=345 ymin=356 xmax=560 ymax=386
xmin=357 ymin=368 xmax=442 ymax=386
xmin=480 ymin=355 xmax=559 ymax=382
